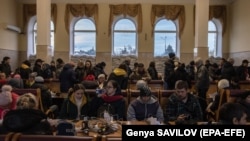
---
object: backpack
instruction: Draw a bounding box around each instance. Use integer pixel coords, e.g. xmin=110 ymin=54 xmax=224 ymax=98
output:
xmin=56 ymin=120 xmax=76 ymax=136
xmin=97 ymin=103 xmax=115 ymax=119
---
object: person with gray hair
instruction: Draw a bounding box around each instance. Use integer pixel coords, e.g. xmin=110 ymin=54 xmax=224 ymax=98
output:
xmin=135 ymin=79 xmax=147 ymax=89
xmin=194 ymin=57 xmax=210 ymax=121
xmin=206 ymin=79 xmax=230 ymax=120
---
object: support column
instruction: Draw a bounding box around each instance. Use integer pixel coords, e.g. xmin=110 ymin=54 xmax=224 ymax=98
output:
xmin=36 ymin=0 xmax=52 ymax=63
xmin=194 ymin=0 xmax=209 ymax=60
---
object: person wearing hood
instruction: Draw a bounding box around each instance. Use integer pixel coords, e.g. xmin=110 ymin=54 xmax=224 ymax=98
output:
xmin=165 ymin=80 xmax=203 ymax=124
xmin=59 ymin=62 xmax=77 ymax=93
xmin=0 ymin=93 xmax=52 ymax=135
xmin=59 ymin=83 xmax=90 ymax=120
xmin=107 ymin=63 xmax=128 ymax=90
xmin=127 ymin=85 xmax=164 ymax=122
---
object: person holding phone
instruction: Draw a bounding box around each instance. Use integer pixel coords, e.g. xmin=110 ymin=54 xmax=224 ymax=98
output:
xmin=59 ymin=84 xmax=90 ymax=120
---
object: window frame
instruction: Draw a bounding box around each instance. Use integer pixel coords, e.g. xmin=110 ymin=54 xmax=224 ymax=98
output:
xmin=208 ymin=19 xmax=222 ymax=57
xmin=153 ymin=18 xmax=179 ymax=57
xmin=112 ymin=17 xmax=138 ymax=57
xmin=27 ymin=16 xmax=54 ymax=58
xmin=33 ymin=21 xmax=54 ymax=55
xmin=70 ymin=17 xmax=96 ymax=57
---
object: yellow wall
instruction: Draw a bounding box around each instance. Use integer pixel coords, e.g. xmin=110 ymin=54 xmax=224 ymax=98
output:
xmin=3 ymin=0 xmax=250 ymax=70
xmin=229 ymin=0 xmax=250 ymax=65
xmin=37 ymin=3 xmax=199 ymax=61
xmin=0 ymin=0 xmax=18 ymax=51
xmin=230 ymin=0 xmax=250 ymax=52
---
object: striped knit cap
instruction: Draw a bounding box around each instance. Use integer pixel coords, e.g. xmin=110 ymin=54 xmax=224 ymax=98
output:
xmin=139 ymin=85 xmax=151 ymax=97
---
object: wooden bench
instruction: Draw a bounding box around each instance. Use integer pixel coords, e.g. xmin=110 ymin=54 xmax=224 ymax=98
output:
xmin=102 ymin=136 xmax=122 ymax=141
xmin=158 ymin=89 xmax=175 ymax=110
xmin=7 ymin=132 xmax=97 ymax=141
xmin=44 ymin=79 xmax=60 ymax=94
xmin=238 ymin=80 xmax=250 ymax=90
xmin=128 ymin=80 xmax=163 ymax=90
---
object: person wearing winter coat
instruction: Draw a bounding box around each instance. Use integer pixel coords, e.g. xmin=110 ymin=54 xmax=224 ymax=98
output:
xmin=107 ymin=63 xmax=128 ymax=90
xmin=59 ymin=63 xmax=77 ymax=93
xmin=0 ymin=93 xmax=52 ymax=135
xmin=59 ymin=83 xmax=90 ymax=120
xmin=127 ymin=85 xmax=164 ymax=122
xmin=0 ymin=85 xmax=19 ymax=119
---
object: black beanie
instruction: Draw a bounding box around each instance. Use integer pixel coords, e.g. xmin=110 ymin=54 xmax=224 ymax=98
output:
xmin=140 ymin=86 xmax=152 ymax=97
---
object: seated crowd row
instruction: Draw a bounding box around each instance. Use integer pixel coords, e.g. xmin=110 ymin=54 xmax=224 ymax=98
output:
xmin=0 ymin=78 xmax=249 ymax=135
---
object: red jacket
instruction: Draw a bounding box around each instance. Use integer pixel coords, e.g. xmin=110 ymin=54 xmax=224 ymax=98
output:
xmin=0 ymin=92 xmax=19 ymax=119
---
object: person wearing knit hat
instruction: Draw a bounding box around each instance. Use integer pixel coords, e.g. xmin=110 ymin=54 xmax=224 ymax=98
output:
xmin=127 ymin=85 xmax=164 ymax=123
xmin=0 ymin=85 xmax=19 ymax=119
xmin=139 ymin=85 xmax=152 ymax=97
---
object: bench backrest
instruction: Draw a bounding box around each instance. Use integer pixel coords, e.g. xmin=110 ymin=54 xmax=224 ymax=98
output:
xmin=12 ymin=88 xmax=44 ymax=112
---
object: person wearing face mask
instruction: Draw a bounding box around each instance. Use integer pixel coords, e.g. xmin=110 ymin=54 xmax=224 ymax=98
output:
xmin=165 ymin=80 xmax=203 ymax=124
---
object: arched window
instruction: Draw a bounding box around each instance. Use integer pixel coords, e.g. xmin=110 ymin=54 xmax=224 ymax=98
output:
xmin=72 ymin=18 xmax=96 ymax=56
xmin=33 ymin=21 xmax=54 ymax=54
xmin=208 ymin=21 xmax=218 ymax=57
xmin=154 ymin=19 xmax=177 ymax=57
xmin=112 ymin=18 xmax=137 ymax=56
xmin=208 ymin=19 xmax=223 ymax=57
